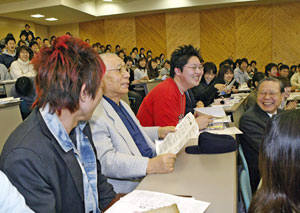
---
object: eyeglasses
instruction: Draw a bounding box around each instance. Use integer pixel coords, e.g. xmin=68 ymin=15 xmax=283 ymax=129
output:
xmin=106 ymin=65 xmax=127 ymax=73
xmin=184 ymin=64 xmax=203 ymax=71
xmin=257 ymin=91 xmax=280 ymax=97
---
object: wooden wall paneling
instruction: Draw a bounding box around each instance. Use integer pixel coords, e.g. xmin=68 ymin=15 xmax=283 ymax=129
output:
xmin=104 ymin=17 xmax=136 ymax=54
xmin=79 ymin=20 xmax=105 ymax=45
xmin=35 ymin=24 xmax=49 ymax=39
xmin=200 ymin=7 xmax=235 ymax=67
xmin=235 ymin=5 xmax=272 ymax=72
xmin=135 ymin=13 xmax=166 ymax=58
xmin=48 ymin=23 xmax=79 ymax=38
xmin=166 ymin=11 xmax=200 ymax=59
xmin=273 ymin=2 xmax=300 ymax=66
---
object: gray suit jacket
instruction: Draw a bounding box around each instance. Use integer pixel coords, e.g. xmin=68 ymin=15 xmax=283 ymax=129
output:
xmin=90 ymin=98 xmax=159 ymax=193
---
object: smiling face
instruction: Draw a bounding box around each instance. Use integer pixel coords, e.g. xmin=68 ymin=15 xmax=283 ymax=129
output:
xmin=176 ymin=56 xmax=203 ymax=90
xmin=224 ymin=70 xmax=234 ymax=83
xmin=279 ymin=68 xmax=289 ymax=78
xmin=101 ymin=54 xmax=130 ymax=99
xmin=257 ymin=81 xmax=282 ymax=114
xmin=269 ymin=66 xmax=278 ymax=77
xmin=204 ymin=71 xmax=215 ymax=84
xmin=19 ymin=48 xmax=29 ymax=62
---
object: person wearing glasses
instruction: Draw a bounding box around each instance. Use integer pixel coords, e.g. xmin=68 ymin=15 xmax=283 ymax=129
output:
xmin=90 ymin=53 xmax=176 ymax=194
xmin=239 ymin=77 xmax=284 ymax=193
xmin=137 ymin=45 xmax=212 ymax=129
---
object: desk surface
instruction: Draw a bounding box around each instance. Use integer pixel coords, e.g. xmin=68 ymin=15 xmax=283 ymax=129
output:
xmin=137 ymin=138 xmax=237 ymax=213
xmin=224 ymin=95 xmax=249 ymax=113
xmin=0 ymin=101 xmax=22 ymax=153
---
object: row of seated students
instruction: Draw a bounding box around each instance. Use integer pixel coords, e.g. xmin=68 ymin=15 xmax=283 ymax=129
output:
xmin=1 ymin=35 xmax=300 ymax=212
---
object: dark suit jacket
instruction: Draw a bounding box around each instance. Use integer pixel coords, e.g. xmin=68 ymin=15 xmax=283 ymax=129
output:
xmin=239 ymin=104 xmax=282 ymax=191
xmin=192 ymin=78 xmax=217 ymax=106
xmin=0 ymin=108 xmax=116 ymax=213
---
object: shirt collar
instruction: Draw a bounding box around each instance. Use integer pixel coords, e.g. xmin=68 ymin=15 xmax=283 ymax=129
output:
xmin=39 ymin=104 xmax=86 ymax=152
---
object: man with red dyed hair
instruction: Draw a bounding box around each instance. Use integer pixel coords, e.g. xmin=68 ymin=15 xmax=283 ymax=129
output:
xmin=0 ymin=36 xmax=116 ymax=212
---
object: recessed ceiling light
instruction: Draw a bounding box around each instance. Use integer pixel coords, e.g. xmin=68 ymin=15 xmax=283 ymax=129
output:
xmin=103 ymin=0 xmax=113 ymax=2
xmin=45 ymin=18 xmax=58 ymax=21
xmin=31 ymin=14 xmax=44 ymax=18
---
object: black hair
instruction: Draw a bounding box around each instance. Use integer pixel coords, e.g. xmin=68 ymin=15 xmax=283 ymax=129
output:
xmin=5 ymin=35 xmax=16 ymax=44
xmin=43 ymin=38 xmax=49 ymax=43
xmin=238 ymin=58 xmax=248 ymax=66
xmin=132 ymin=47 xmax=138 ymax=52
xmin=137 ymin=57 xmax=147 ymax=69
xmin=170 ymin=44 xmax=202 ymax=78
xmin=15 ymin=76 xmax=33 ymax=96
xmin=16 ymin=46 xmax=31 ymax=59
xmin=217 ymin=64 xmax=233 ymax=81
xmin=265 ymin=63 xmax=278 ymax=76
xmin=19 ymin=32 xmax=27 ymax=39
xmin=250 ymin=60 xmax=257 ymax=65
xmin=50 ymin=35 xmax=56 ymax=40
xmin=29 ymin=41 xmax=38 ymax=48
xmin=140 ymin=47 xmax=145 ymax=52
xmin=276 ymin=76 xmax=291 ymax=88
xmin=279 ymin=64 xmax=289 ymax=71
xmin=252 ymin=72 xmax=265 ymax=88
xmin=203 ymin=62 xmax=217 ymax=75
xmin=25 ymin=24 xmax=30 ymax=28
xmin=106 ymin=44 xmax=112 ymax=49
xmin=92 ymin=43 xmax=98 ymax=48
xmin=35 ymin=36 xmax=41 ymax=40
xmin=116 ymin=44 xmax=120 ymax=49
xmin=146 ymin=50 xmax=152 ymax=55
xmin=17 ymin=40 xmax=26 ymax=47
xmin=124 ymin=56 xmax=133 ymax=64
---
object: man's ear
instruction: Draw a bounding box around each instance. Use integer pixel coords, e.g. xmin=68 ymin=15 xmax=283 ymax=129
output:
xmin=174 ymin=67 xmax=182 ymax=76
xmin=79 ymin=84 xmax=87 ymax=102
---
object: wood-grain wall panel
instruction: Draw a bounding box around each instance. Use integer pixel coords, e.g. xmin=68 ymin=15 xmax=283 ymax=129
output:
xmin=104 ymin=17 xmax=136 ymax=53
xmin=166 ymin=11 xmax=200 ymax=59
xmin=235 ymin=5 xmax=272 ymax=72
xmin=135 ymin=13 xmax=166 ymax=58
xmin=273 ymin=2 xmax=300 ymax=66
xmin=79 ymin=20 xmax=105 ymax=45
xmin=35 ymin=24 xmax=49 ymax=39
xmin=200 ymin=7 xmax=235 ymax=67
xmin=48 ymin=23 xmax=79 ymax=38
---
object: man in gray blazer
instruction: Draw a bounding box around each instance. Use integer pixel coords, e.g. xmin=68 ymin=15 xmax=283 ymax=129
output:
xmin=239 ymin=77 xmax=284 ymax=192
xmin=90 ymin=53 xmax=176 ymax=194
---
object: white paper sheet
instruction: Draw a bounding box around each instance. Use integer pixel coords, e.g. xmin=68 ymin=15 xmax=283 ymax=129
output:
xmin=0 ymin=97 xmax=20 ymax=104
xmin=106 ymin=190 xmax=210 ymax=213
xmin=155 ymin=113 xmax=198 ymax=155
xmin=205 ymin=127 xmax=243 ymax=135
xmin=195 ymin=106 xmax=226 ymax=117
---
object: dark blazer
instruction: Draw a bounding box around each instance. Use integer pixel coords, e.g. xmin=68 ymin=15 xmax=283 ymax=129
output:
xmin=192 ymin=78 xmax=217 ymax=106
xmin=239 ymin=104 xmax=282 ymax=191
xmin=185 ymin=89 xmax=196 ymax=115
xmin=0 ymin=108 xmax=116 ymax=213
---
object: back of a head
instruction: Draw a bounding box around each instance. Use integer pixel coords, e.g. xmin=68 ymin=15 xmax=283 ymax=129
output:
xmin=276 ymin=76 xmax=291 ymax=88
xmin=31 ymin=35 xmax=105 ymax=114
xmin=170 ymin=44 xmax=202 ymax=78
xmin=249 ymin=110 xmax=300 ymax=213
xmin=15 ymin=77 xmax=33 ymax=97
xmin=252 ymin=72 xmax=266 ymax=88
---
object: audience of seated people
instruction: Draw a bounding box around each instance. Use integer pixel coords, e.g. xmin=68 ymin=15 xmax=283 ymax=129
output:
xmin=1 ymin=27 xmax=300 ymax=212
xmin=90 ymin=53 xmax=176 ymax=194
xmin=239 ymin=77 xmax=284 ymax=192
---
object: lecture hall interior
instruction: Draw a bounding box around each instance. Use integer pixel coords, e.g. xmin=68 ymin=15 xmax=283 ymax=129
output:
xmin=0 ymin=0 xmax=300 ymax=212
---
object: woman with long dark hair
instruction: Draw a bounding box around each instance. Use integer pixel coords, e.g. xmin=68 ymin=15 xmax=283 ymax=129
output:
xmin=249 ymin=109 xmax=300 ymax=213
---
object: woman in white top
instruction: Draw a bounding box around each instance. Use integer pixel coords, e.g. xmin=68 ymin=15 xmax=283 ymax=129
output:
xmin=134 ymin=57 xmax=149 ymax=81
xmin=10 ymin=46 xmax=35 ymax=80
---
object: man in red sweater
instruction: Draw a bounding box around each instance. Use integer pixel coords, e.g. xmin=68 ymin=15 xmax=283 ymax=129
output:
xmin=137 ymin=45 xmax=212 ymax=128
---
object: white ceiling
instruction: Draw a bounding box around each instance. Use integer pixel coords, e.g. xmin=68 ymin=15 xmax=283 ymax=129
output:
xmin=0 ymin=0 xmax=297 ymax=26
